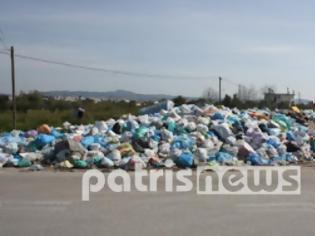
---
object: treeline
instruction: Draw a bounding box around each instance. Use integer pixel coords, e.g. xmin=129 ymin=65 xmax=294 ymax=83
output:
xmin=220 ymin=94 xmax=314 ymax=110
xmin=174 ymin=94 xmax=314 ymax=110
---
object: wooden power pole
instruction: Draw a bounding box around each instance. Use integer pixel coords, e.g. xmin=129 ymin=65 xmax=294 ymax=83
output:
xmin=10 ymin=46 xmax=16 ymax=129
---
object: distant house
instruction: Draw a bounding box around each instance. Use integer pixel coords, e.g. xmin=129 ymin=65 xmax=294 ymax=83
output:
xmin=264 ymin=88 xmax=294 ymax=105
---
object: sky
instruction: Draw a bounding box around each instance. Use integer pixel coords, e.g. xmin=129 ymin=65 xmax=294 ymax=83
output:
xmin=0 ymin=0 xmax=315 ymax=99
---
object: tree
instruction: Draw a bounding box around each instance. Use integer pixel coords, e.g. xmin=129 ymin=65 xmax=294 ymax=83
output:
xmin=16 ymin=91 xmax=44 ymax=111
xmin=202 ymin=87 xmax=219 ymax=102
xmin=222 ymin=95 xmax=232 ymax=107
xmin=0 ymin=95 xmax=9 ymax=111
xmin=173 ymin=96 xmax=186 ymax=106
xmin=237 ymin=85 xmax=258 ymax=101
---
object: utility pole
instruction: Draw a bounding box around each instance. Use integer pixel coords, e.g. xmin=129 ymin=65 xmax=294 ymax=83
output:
xmin=10 ymin=46 xmax=16 ymax=129
xmin=218 ymin=76 xmax=222 ymax=103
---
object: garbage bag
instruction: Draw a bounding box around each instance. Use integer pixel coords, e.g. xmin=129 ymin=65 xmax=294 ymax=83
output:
xmin=212 ymin=123 xmax=233 ymax=141
xmin=0 ymin=153 xmax=11 ymax=168
xmin=212 ymin=112 xmax=225 ymax=120
xmin=286 ymin=131 xmax=296 ymax=142
xmin=215 ymin=152 xmax=234 ymax=164
xmin=17 ymin=159 xmax=32 ymax=168
xmin=175 ymin=151 xmax=193 ymax=168
xmin=73 ymin=159 xmax=88 ymax=169
xmin=37 ymin=124 xmax=51 ymax=134
xmin=51 ymin=129 xmax=63 ymax=138
xmin=171 ymin=135 xmax=195 ymax=150
xmin=139 ymin=100 xmax=174 ymax=115
xmin=35 ymin=134 xmax=55 ymax=146
xmin=24 ymin=130 xmax=38 ymax=138
xmin=100 ymin=157 xmax=114 ymax=168
xmin=248 ymin=153 xmax=270 ymax=165
xmin=196 ymin=148 xmax=208 ymax=162
xmin=81 ymin=136 xmax=94 ymax=148
xmin=134 ymin=126 xmax=149 ymax=140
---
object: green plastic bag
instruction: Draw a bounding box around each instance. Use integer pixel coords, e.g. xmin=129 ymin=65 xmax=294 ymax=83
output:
xmin=273 ymin=114 xmax=291 ymax=131
xmin=134 ymin=127 xmax=149 ymax=140
xmin=89 ymin=155 xmax=103 ymax=167
xmin=18 ymin=159 xmax=32 ymax=168
xmin=273 ymin=118 xmax=288 ymax=131
xmin=73 ymin=160 xmax=88 ymax=169
xmin=167 ymin=120 xmax=176 ymax=132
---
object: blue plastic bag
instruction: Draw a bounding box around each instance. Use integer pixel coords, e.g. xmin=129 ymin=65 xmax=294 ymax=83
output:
xmin=248 ymin=153 xmax=270 ymax=165
xmin=35 ymin=134 xmax=55 ymax=146
xmin=175 ymin=152 xmax=193 ymax=168
xmin=171 ymin=135 xmax=195 ymax=150
xmin=81 ymin=136 xmax=95 ymax=148
xmin=51 ymin=129 xmax=63 ymax=138
xmin=267 ymin=137 xmax=281 ymax=148
xmin=286 ymin=131 xmax=296 ymax=142
xmin=212 ymin=112 xmax=225 ymax=120
xmin=215 ymin=152 xmax=234 ymax=164
xmin=93 ymin=136 xmax=107 ymax=147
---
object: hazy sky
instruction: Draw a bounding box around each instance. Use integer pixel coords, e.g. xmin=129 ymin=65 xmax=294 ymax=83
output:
xmin=0 ymin=0 xmax=315 ymax=98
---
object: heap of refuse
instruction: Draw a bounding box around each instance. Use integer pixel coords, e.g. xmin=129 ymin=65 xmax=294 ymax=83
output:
xmin=1 ymin=101 xmax=315 ymax=170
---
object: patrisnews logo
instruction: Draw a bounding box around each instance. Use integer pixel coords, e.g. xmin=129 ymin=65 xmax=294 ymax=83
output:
xmin=197 ymin=166 xmax=301 ymax=195
xmin=82 ymin=166 xmax=301 ymax=201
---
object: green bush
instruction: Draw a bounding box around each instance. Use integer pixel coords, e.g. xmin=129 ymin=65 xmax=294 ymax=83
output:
xmin=0 ymin=92 xmax=140 ymax=132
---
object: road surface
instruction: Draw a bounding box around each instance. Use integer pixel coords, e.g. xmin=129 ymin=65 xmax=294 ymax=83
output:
xmin=0 ymin=167 xmax=314 ymax=236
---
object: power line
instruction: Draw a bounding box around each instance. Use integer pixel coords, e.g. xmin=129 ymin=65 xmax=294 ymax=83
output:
xmin=0 ymin=50 xmax=218 ymax=80
xmin=223 ymin=78 xmax=239 ymax=87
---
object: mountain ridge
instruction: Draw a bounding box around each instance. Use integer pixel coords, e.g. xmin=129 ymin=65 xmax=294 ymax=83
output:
xmin=40 ymin=89 xmax=179 ymax=101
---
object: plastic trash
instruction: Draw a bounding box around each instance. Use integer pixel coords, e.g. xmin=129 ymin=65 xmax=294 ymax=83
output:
xmin=212 ymin=112 xmax=225 ymax=120
xmin=164 ymin=158 xmax=175 ymax=168
xmin=29 ymin=164 xmax=44 ymax=171
xmin=108 ymin=150 xmax=122 ymax=165
xmin=196 ymin=148 xmax=208 ymax=162
xmin=248 ymin=153 xmax=270 ymax=166
xmin=81 ymin=136 xmax=95 ymax=148
xmin=4 ymin=142 xmax=19 ymax=154
xmin=100 ymin=157 xmax=114 ymax=168
xmin=215 ymin=152 xmax=235 ymax=165
xmin=59 ymin=160 xmax=74 ymax=168
xmin=212 ymin=123 xmax=233 ymax=141
xmin=139 ymin=100 xmax=174 ymax=115
xmin=35 ymin=134 xmax=55 ymax=146
xmin=25 ymin=130 xmax=38 ymax=138
xmin=0 ymin=153 xmax=10 ymax=168
xmin=134 ymin=127 xmax=149 ymax=140
xmin=37 ymin=124 xmax=51 ymax=134
xmin=73 ymin=159 xmax=88 ymax=169
xmin=175 ymin=151 xmax=193 ymax=168
xmin=17 ymin=159 xmax=32 ymax=168
xmin=0 ymin=102 xmax=313 ymax=171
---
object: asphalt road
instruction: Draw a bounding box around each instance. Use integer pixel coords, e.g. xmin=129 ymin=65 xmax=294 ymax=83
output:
xmin=0 ymin=167 xmax=315 ymax=236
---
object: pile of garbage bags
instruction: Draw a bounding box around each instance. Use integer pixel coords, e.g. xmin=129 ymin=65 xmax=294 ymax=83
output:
xmin=1 ymin=102 xmax=315 ymax=170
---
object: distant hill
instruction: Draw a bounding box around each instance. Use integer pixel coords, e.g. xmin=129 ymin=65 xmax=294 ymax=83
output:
xmin=41 ymin=90 xmax=178 ymax=101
